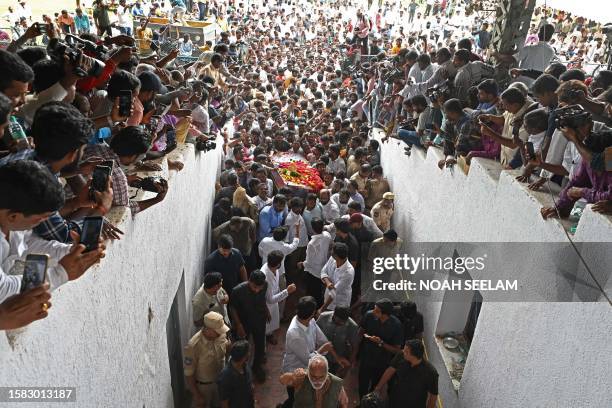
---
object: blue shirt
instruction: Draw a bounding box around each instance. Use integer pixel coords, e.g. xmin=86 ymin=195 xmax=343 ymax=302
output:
xmin=74 ymin=14 xmax=90 ymax=32
xmin=257 ymin=205 xmax=284 ymax=241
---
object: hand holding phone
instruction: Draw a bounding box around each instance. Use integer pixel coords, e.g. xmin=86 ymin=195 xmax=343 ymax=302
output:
xmin=90 ymin=165 xmax=112 ymax=200
xmin=59 ymin=229 xmax=106 ymax=282
xmin=81 ymin=216 xmax=104 ymax=252
xmin=118 ymin=90 xmax=132 ymax=117
xmin=525 ymin=141 xmax=536 ymax=160
xmin=21 ymin=254 xmax=49 ymax=293
xmin=0 ymin=284 xmax=52 ymax=330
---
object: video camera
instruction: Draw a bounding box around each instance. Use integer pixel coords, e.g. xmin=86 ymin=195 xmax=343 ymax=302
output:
xmin=426 ymin=82 xmax=452 ymax=100
xmin=553 ymin=105 xmax=592 ymax=129
xmin=47 ymin=38 xmax=106 ymax=78
xmin=196 ymin=139 xmax=217 ymax=152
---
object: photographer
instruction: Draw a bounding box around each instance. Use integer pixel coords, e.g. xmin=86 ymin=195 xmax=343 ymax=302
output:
xmin=0 ymin=102 xmax=113 ymax=243
xmin=541 ymin=128 xmax=612 ymax=219
xmin=531 ymin=81 xmax=611 ymax=191
xmin=83 ymin=126 xmax=168 ymax=216
xmin=478 ymin=87 xmax=538 ymax=168
xmin=0 ymin=160 xmax=105 ymax=308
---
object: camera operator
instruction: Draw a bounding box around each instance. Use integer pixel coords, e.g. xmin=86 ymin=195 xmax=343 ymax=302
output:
xmin=530 ymin=81 xmax=612 ymax=191
xmin=541 ymin=127 xmax=612 ymax=219
xmin=82 ymin=126 xmax=168 ymax=216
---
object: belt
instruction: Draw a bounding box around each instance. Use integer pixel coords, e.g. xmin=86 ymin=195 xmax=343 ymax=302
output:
xmin=197 ymin=380 xmax=214 ymax=385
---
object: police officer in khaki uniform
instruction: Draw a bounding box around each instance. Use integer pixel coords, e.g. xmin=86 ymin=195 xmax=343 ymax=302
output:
xmin=184 ymin=312 xmax=231 ymax=408
xmin=371 ymin=192 xmax=394 ymax=232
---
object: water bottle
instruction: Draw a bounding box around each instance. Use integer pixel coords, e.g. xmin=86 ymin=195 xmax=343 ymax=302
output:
xmin=8 ymin=116 xmax=30 ymax=150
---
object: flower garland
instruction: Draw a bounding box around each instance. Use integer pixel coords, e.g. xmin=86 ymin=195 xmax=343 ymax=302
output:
xmin=278 ymin=160 xmax=324 ymax=191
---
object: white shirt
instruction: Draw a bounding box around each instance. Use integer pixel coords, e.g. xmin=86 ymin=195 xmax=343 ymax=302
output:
xmin=303 ymin=232 xmax=332 ymax=278
xmin=191 ymin=104 xmax=210 ymax=134
xmin=263 ymin=263 xmax=289 ymax=305
xmin=321 ymin=200 xmax=340 ymax=223
xmin=258 ymin=237 xmax=299 ymax=276
xmin=117 ymin=6 xmax=132 ymax=27
xmin=327 ymin=156 xmax=346 ymax=175
xmin=281 ymin=315 xmax=328 ymax=372
xmin=320 ymin=257 xmax=354 ymax=310
xmin=254 ymin=195 xmax=272 ymax=211
xmin=516 ymin=42 xmax=556 ymax=86
xmin=0 ymin=230 xmax=71 ymax=303
xmin=285 ymin=211 xmax=308 ymax=247
xmin=331 ymin=194 xmax=349 ymax=217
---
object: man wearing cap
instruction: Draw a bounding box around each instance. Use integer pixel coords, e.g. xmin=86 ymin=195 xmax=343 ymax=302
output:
xmin=183 ymin=311 xmax=231 ymax=408
xmin=316 ymin=307 xmax=359 ymax=377
xmin=371 ymin=192 xmax=394 ymax=233
xmin=341 ymin=205 xmax=383 ymax=240
xmin=127 ymin=71 xmax=163 ymax=126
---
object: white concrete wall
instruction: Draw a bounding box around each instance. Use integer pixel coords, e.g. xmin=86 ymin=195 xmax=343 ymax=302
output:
xmin=0 ymin=143 xmax=223 ymax=407
xmin=377 ymin=136 xmax=612 ymax=408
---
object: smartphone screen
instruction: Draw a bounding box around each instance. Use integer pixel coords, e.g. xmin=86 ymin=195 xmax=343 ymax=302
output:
xmin=525 ymin=141 xmax=535 ymax=159
xmin=81 ymin=216 xmax=103 ymax=252
xmin=118 ymin=90 xmax=132 ymax=117
xmin=91 ymin=165 xmax=111 ymax=193
xmin=101 ymin=160 xmax=114 ymax=172
xmin=21 ymin=254 xmax=48 ymax=293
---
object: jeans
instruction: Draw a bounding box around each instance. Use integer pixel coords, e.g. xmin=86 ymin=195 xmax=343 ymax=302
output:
xmin=398 ymin=129 xmax=422 ymax=147
xmin=118 ymin=26 xmax=132 ymax=36
xmin=356 ymin=36 xmax=368 ymax=56
xmin=197 ymin=1 xmax=207 ymax=20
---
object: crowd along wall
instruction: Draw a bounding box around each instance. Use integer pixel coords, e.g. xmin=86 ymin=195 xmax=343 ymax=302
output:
xmin=377 ymin=134 xmax=612 ymax=408
xmin=0 ymin=142 xmax=223 ymax=407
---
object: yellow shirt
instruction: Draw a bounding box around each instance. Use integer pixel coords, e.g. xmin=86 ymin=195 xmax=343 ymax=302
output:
xmin=136 ymin=27 xmax=153 ymax=52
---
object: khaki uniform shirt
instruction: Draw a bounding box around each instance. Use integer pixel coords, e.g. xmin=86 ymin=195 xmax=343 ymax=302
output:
xmin=371 ymin=201 xmax=393 ymax=232
xmin=365 ymin=178 xmax=390 ymax=209
xmin=192 ymin=286 xmax=230 ymax=326
xmin=183 ymin=331 xmax=229 ymax=383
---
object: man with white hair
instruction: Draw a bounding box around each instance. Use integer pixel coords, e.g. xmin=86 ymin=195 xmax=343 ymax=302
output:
xmin=280 ymin=354 xmax=349 ymax=408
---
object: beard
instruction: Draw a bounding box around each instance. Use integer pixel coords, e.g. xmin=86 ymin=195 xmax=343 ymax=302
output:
xmin=308 ymin=373 xmax=327 ymax=390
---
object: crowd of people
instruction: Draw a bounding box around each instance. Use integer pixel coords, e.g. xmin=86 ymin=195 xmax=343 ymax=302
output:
xmin=0 ymin=0 xmax=611 ymax=407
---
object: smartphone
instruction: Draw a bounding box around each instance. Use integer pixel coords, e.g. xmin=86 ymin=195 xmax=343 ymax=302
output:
xmin=21 ymin=254 xmax=49 ymax=293
xmin=35 ymin=22 xmax=47 ymax=34
xmin=90 ymin=165 xmax=112 ymax=197
xmin=148 ymin=116 xmax=159 ymax=133
xmin=81 ymin=216 xmax=104 ymax=252
xmin=525 ymin=141 xmax=536 ymax=159
xmin=118 ymin=90 xmax=132 ymax=117
xmin=101 ymin=160 xmax=115 ymax=172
